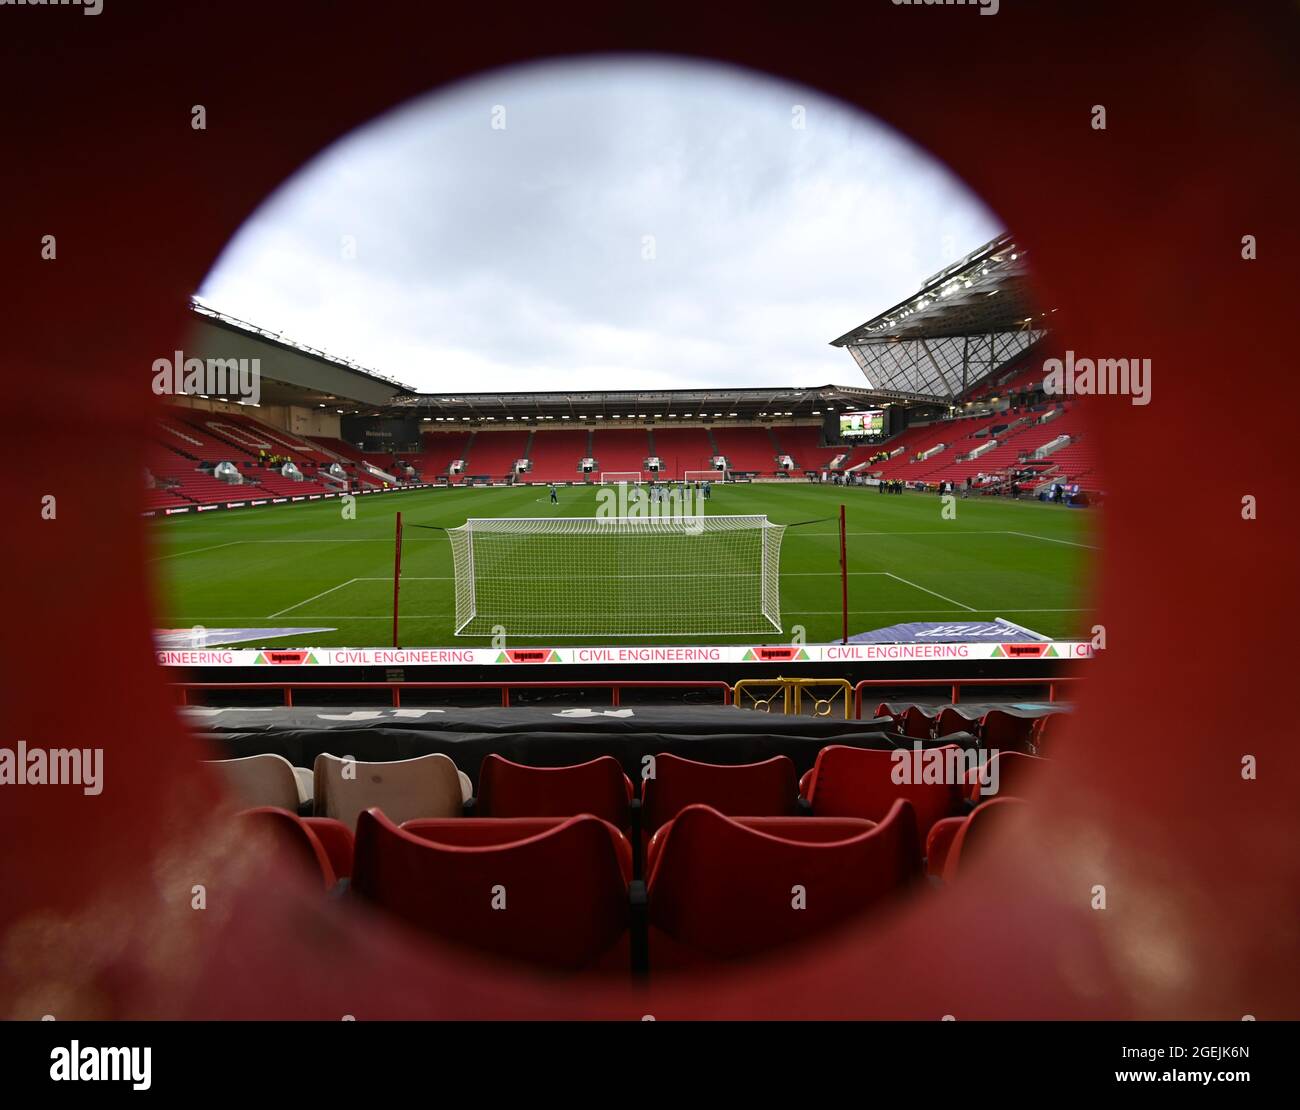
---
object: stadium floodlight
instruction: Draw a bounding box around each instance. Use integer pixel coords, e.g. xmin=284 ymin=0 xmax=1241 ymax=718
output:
xmin=445 ymin=515 xmax=787 ymax=637
xmin=598 ymin=471 xmax=644 ymax=485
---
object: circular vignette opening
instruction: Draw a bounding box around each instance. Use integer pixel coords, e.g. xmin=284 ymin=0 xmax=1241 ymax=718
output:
xmin=155 ymin=54 xmax=1098 ymax=998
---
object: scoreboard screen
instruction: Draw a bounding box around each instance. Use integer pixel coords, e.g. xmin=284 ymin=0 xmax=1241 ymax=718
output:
xmin=839 ymin=410 xmax=885 ymax=438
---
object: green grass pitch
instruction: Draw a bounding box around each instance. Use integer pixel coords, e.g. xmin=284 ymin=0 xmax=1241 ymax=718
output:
xmin=149 ymin=484 xmax=1093 ymax=647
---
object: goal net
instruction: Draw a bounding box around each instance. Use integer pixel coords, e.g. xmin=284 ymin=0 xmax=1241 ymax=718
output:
xmin=446 ymin=515 xmax=786 ymax=637
xmin=598 ymin=471 xmax=644 ymax=485
xmin=684 ymin=469 xmax=724 ymax=483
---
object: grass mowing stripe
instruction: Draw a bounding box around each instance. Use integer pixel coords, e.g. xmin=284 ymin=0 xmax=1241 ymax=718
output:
xmin=152 ymin=486 xmax=1092 ymax=646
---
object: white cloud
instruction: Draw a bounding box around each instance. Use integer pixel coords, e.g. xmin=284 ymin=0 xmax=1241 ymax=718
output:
xmin=200 ymin=55 xmax=1002 ymax=392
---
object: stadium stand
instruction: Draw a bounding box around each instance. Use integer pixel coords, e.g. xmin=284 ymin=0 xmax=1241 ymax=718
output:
xmin=776 ymin=424 xmax=843 ymax=471
xmin=526 ymin=427 xmax=589 ymax=482
xmin=208 ymin=411 xmax=338 ymax=469
xmin=196 ymin=692 xmax=1060 ymax=978
xmin=411 ymin=429 xmax=473 ymax=482
xmin=651 ymin=426 xmax=715 ymax=478
xmin=590 ymin=426 xmax=650 ymax=475
xmin=710 ymin=425 xmax=777 ymax=475
xmin=463 ymin=428 xmax=530 ymax=481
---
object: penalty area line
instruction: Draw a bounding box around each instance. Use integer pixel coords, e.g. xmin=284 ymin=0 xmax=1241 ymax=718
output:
xmin=883 ymin=572 xmax=977 ymax=612
xmin=266 ymin=578 xmax=361 ymax=619
xmin=1005 ymin=530 xmax=1099 ymax=550
xmin=148 ymin=541 xmax=242 ymax=562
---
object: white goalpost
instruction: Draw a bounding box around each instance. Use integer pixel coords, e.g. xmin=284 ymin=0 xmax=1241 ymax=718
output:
xmin=598 ymin=471 xmax=644 ymax=485
xmin=446 ymin=515 xmax=786 ymax=637
xmin=684 ymin=468 xmax=724 ymax=483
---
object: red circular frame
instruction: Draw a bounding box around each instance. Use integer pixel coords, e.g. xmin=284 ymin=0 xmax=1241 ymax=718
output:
xmin=2 ymin=0 xmax=1297 ymax=1019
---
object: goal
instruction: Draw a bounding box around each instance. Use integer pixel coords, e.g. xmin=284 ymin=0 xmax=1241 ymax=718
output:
xmin=598 ymin=471 xmax=644 ymax=485
xmin=684 ymin=468 xmax=724 ymax=483
xmin=446 ymin=515 xmax=786 ymax=637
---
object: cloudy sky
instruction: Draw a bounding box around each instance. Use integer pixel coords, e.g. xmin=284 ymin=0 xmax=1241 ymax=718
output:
xmin=199 ymin=56 xmax=1002 ymax=393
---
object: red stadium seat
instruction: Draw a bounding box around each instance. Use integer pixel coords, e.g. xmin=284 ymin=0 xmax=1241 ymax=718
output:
xmin=475 ymin=754 xmax=633 ymax=828
xmin=802 ymin=744 xmax=963 ymax=845
xmin=901 ymin=705 xmax=935 ymax=739
xmin=924 ymin=817 xmax=964 ymax=878
xmin=979 ymin=710 xmax=1038 ymax=755
xmin=237 ymin=807 xmax=338 ymax=891
xmin=302 ymin=817 xmax=355 ymax=880
xmin=403 ymin=816 xmax=605 ymax=851
xmin=640 ymin=752 xmax=798 ymax=834
xmin=1031 ymin=711 xmax=1066 ymax=755
xmin=964 ymin=751 xmax=1048 ymax=803
xmin=353 ymin=809 xmax=633 ymax=971
xmin=935 ymin=706 xmax=979 ymax=738
xmin=646 ymin=801 xmax=920 ymax=966
xmin=940 ymin=798 xmax=1028 ymax=883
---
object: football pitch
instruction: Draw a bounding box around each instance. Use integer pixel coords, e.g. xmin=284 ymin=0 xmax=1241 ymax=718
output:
xmin=149 ymin=484 xmax=1094 ymax=647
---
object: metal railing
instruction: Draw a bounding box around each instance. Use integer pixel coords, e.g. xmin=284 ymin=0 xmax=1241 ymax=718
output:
xmin=173 ymin=675 xmax=1080 ymax=718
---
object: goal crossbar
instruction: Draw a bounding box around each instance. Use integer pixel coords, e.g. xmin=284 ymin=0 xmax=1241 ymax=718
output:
xmin=446 ymin=515 xmax=785 ymax=637
xmin=598 ymin=471 xmax=644 ymax=484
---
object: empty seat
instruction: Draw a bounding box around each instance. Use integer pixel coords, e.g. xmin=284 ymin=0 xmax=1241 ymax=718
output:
xmin=940 ymin=797 xmax=1028 ymax=882
xmin=353 ymin=810 xmax=632 ymax=971
xmin=964 ymin=751 xmax=1048 ymax=803
xmin=314 ymin=753 xmax=469 ymax=830
xmin=935 ymin=706 xmax=979 ymax=738
xmin=641 ymin=753 xmax=798 ymax=835
xmin=303 ymin=817 xmax=355 ymax=880
xmin=1031 ymin=711 xmax=1066 ymax=755
xmin=924 ymin=816 xmax=964 ymax=879
xmin=292 ymin=766 xmax=314 ymax=806
xmin=403 ymin=816 xmax=577 ymax=848
xmin=207 ymin=753 xmax=303 ymax=811
xmin=802 ymin=744 xmax=963 ymax=844
xmin=646 ymin=800 xmax=919 ymax=966
xmin=475 ymin=754 xmax=633 ymax=828
xmin=237 ymin=806 xmax=338 ymax=891
xmin=900 ymin=705 xmax=935 ymax=739
xmin=980 ymin=710 xmax=1038 ymax=755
